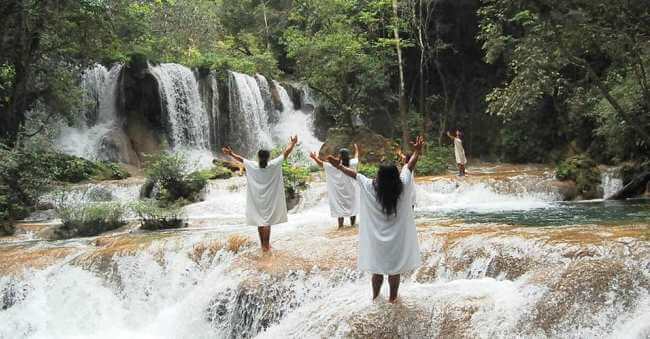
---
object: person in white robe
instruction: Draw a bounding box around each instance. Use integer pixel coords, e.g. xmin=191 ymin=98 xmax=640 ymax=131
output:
xmin=326 ymin=136 xmax=425 ymax=303
xmin=222 ymin=135 xmax=298 ymax=252
xmin=309 ymin=144 xmax=360 ymax=228
xmin=447 ymin=129 xmax=467 ymax=176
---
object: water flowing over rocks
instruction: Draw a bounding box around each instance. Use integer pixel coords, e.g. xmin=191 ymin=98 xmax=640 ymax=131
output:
xmin=55 ymin=63 xmax=323 ymax=166
xmin=1 ymin=164 xmax=649 ymax=338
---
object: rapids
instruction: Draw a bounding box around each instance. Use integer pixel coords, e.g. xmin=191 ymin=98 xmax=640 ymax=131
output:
xmin=2 ymin=165 xmax=649 ymax=338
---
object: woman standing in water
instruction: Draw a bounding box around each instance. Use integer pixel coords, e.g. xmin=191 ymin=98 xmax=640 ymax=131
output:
xmin=447 ymin=129 xmax=467 ymax=176
xmin=309 ymin=144 xmax=360 ymax=228
xmin=327 ymin=136 xmax=424 ymax=303
xmin=222 ymin=135 xmax=298 ymax=252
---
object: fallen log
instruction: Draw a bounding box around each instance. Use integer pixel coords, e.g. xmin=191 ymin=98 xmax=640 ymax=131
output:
xmin=607 ymin=171 xmax=650 ymax=200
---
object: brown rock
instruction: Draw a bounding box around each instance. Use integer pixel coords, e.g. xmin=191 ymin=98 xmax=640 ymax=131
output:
xmin=319 ymin=127 xmax=397 ymax=164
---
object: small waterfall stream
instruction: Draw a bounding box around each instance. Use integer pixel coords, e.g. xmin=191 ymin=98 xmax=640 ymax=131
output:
xmin=227 ymin=71 xmax=274 ymax=156
xmin=151 ymin=63 xmax=211 ymax=149
xmin=55 ymin=64 xmax=123 ymax=160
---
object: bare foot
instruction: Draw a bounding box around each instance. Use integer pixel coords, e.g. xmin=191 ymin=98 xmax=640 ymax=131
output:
xmin=388 ymin=297 xmax=400 ymax=304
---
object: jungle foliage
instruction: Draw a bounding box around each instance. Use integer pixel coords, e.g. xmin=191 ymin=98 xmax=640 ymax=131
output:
xmin=2 ymin=0 xmax=647 ymax=164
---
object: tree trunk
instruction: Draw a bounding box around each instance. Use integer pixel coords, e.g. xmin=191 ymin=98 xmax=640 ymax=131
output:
xmin=392 ymin=0 xmax=409 ymax=146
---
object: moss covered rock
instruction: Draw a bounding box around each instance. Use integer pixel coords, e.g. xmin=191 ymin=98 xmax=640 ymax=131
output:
xmin=556 ymin=155 xmax=602 ymax=199
xmin=319 ymin=127 xmax=396 ymax=164
xmin=196 ymin=165 xmax=233 ymax=180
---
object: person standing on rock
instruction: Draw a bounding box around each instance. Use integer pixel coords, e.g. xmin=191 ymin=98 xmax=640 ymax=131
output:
xmin=309 ymin=144 xmax=360 ymax=228
xmin=447 ymin=129 xmax=467 ymax=176
xmin=327 ymin=136 xmax=424 ymax=303
xmin=222 ymin=135 xmax=298 ymax=252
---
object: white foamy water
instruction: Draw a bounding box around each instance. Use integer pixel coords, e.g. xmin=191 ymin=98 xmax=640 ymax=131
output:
xmin=151 ymin=63 xmax=211 ymax=149
xmin=55 ymin=64 xmax=123 ymax=161
xmin=415 ymin=178 xmax=558 ymax=213
xmin=271 ymin=81 xmax=323 ymax=155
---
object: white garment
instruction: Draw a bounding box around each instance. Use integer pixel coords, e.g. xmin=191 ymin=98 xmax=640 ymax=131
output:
xmin=402 ymin=165 xmax=416 ymax=206
xmin=323 ymin=158 xmax=359 ymax=218
xmin=356 ymin=168 xmax=421 ymax=275
xmin=243 ymin=155 xmax=288 ymax=226
xmin=454 ymin=137 xmax=467 ymax=165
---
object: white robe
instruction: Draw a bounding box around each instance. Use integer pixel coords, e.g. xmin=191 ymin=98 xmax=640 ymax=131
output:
xmin=243 ymin=155 xmax=288 ymax=226
xmin=323 ymin=158 xmax=359 ymax=218
xmin=454 ymin=137 xmax=467 ymax=165
xmin=356 ymin=168 xmax=421 ymax=275
xmin=402 ymin=165 xmax=416 ymax=206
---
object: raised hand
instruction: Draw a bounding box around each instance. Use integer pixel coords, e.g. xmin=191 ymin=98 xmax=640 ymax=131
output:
xmin=290 ymin=135 xmax=298 ymax=145
xmin=412 ymin=136 xmax=425 ymax=153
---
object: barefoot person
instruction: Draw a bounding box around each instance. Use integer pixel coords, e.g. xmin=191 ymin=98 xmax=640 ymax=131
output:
xmin=447 ymin=129 xmax=467 ymax=176
xmin=222 ymin=136 xmax=298 ymax=252
xmin=327 ymin=136 xmax=425 ymax=303
xmin=309 ymin=144 xmax=360 ymax=228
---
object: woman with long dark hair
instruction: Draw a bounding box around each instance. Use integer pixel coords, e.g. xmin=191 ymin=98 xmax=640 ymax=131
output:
xmin=327 ymin=136 xmax=424 ymax=303
xmin=222 ymin=135 xmax=298 ymax=252
xmin=309 ymin=144 xmax=360 ymax=228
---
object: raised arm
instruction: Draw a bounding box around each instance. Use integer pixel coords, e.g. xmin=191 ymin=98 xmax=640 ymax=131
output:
xmin=353 ymin=143 xmax=360 ymax=159
xmin=446 ymin=131 xmax=454 ymax=140
xmin=283 ymin=135 xmax=298 ymax=159
xmin=327 ymin=155 xmax=357 ymax=179
xmin=407 ymin=136 xmax=425 ymax=171
xmin=222 ymin=146 xmax=244 ymax=164
xmin=309 ymin=151 xmax=324 ymax=167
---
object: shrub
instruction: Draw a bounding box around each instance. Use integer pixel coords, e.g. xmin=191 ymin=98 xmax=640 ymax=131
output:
xmin=556 ymin=155 xmax=602 ymax=198
xmin=55 ymin=201 xmax=126 ymax=238
xmin=195 ymin=165 xmax=232 ymax=180
xmin=358 ymin=163 xmax=378 ymax=177
xmin=144 ymin=152 xmax=207 ymax=204
xmin=415 ymin=145 xmax=453 ymax=176
xmin=131 ymin=199 xmax=185 ymax=230
xmin=93 ymin=161 xmax=130 ymax=181
xmin=0 ymin=146 xmax=52 ymax=231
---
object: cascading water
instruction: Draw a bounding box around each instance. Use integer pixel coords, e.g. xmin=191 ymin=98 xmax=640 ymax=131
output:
xmin=271 ymin=81 xmax=323 ymax=155
xmin=151 ymin=63 xmax=210 ymax=149
xmin=55 ymin=64 xmax=123 ymax=160
xmin=601 ymin=167 xmax=624 ymax=199
xmin=2 ymin=166 xmax=650 ymax=338
xmin=227 ymin=71 xmax=273 ymax=156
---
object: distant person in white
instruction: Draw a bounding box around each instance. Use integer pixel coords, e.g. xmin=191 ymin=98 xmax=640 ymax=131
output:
xmin=222 ymin=135 xmax=298 ymax=252
xmin=326 ymin=136 xmax=425 ymax=303
xmin=447 ymin=129 xmax=467 ymax=176
xmin=309 ymin=144 xmax=360 ymax=228
xmin=396 ymin=148 xmax=416 ymax=208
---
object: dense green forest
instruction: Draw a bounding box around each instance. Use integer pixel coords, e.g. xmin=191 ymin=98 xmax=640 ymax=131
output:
xmin=1 ymin=0 xmax=648 ymax=162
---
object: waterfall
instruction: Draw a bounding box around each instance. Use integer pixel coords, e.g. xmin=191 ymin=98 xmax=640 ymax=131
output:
xmin=227 ymin=71 xmax=273 ymax=156
xmin=151 ymin=63 xmax=210 ymax=149
xmin=602 ymin=167 xmax=624 ymax=199
xmin=199 ymin=70 xmax=222 ymax=149
xmin=272 ymin=81 xmax=323 ymax=154
xmin=54 ymin=62 xmax=325 ymax=164
xmin=55 ymin=64 xmax=123 ymax=160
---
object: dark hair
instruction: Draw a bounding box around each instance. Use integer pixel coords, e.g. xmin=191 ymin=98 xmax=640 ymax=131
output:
xmin=258 ymin=149 xmax=270 ymax=168
xmin=373 ymin=163 xmax=403 ymax=216
xmin=339 ymin=148 xmax=351 ymax=167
